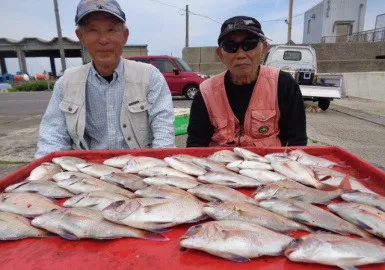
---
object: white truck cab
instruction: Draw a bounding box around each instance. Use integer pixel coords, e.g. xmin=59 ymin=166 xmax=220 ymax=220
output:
xmin=263 ymin=45 xmax=341 ymax=110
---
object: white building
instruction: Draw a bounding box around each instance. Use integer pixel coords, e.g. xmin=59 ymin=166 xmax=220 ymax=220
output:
xmin=303 ymin=0 xmax=367 ymax=43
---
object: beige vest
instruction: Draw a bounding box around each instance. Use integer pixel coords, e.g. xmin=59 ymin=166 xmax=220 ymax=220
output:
xmin=60 ymin=59 xmax=153 ymax=150
xmin=200 ymin=65 xmax=281 ymax=147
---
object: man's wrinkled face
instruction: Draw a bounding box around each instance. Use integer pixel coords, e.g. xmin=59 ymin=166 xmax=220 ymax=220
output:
xmin=217 ymin=31 xmax=265 ymax=82
xmin=76 ymin=12 xmax=128 ymax=73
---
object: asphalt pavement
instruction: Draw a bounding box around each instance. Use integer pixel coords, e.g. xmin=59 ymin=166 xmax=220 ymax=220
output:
xmin=0 ymin=94 xmax=384 ymax=179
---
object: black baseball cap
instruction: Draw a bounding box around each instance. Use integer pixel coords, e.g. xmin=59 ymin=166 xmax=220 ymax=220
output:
xmin=75 ymin=0 xmax=126 ymax=25
xmin=218 ymin=16 xmax=268 ymax=45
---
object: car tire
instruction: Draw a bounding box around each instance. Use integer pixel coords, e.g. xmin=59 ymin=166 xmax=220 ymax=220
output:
xmin=184 ymin=85 xmax=199 ymax=100
xmin=318 ymin=99 xmax=330 ymax=111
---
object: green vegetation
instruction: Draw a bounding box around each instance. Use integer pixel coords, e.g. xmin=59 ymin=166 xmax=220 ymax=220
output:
xmin=0 ymin=160 xmax=27 ymax=165
xmin=9 ymin=81 xmax=54 ymax=92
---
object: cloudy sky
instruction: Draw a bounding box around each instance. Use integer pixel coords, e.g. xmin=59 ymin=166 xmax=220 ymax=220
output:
xmin=1 ymin=0 xmax=384 ymax=76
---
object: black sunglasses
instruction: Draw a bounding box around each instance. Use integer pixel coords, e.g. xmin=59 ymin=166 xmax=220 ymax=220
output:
xmin=220 ymin=39 xmax=261 ymax=53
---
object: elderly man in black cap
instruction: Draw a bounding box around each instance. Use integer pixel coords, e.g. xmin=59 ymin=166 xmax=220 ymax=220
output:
xmin=36 ymin=0 xmax=175 ymax=158
xmin=187 ymin=16 xmax=307 ymax=148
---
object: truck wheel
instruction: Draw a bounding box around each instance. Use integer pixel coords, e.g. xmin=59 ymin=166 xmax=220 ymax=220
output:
xmin=318 ymin=100 xmax=330 ymax=111
xmin=184 ymin=85 xmax=199 ymax=100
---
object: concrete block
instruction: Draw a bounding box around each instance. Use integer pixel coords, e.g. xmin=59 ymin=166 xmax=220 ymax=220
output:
xmin=342 ymin=72 xmax=385 ymax=102
xmin=199 ymin=62 xmax=226 ymax=76
xmin=200 ymin=47 xmax=221 ymax=63
xmin=318 ymin=60 xmax=385 ymax=73
xmin=182 ymin=47 xmax=201 ymax=65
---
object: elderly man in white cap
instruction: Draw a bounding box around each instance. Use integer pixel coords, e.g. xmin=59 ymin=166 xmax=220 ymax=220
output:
xmin=36 ymin=0 xmax=175 ymax=158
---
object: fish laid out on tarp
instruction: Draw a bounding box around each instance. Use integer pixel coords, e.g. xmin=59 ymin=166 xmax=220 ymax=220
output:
xmin=135 ymin=185 xmax=196 ymax=200
xmin=239 ymin=169 xmax=287 ymax=183
xmin=52 ymin=156 xmax=87 ymax=172
xmin=227 ymin=160 xmax=273 ymax=172
xmin=122 ymin=156 xmax=168 ymax=173
xmin=207 ymin=150 xmax=242 ymax=164
xmin=63 ymin=191 xmax=130 ymax=211
xmin=328 ymin=202 xmax=385 ymax=239
xmin=187 ymin=184 xmax=258 ymax=205
xmin=31 ymin=207 xmax=168 ymax=241
xmin=164 ymin=157 xmax=207 ymax=176
xmin=285 ymin=233 xmax=385 ymax=269
xmin=138 ymin=166 xmax=195 ymax=180
xmin=341 ymin=191 xmax=385 ymax=211
xmin=259 ymin=198 xmax=372 ymax=238
xmin=76 ymin=162 xmax=121 ymax=178
xmin=290 ymin=149 xmax=340 ymax=168
xmin=52 ymin=171 xmax=90 ymax=182
xmin=56 ymin=175 xmax=135 ymax=198
xmin=100 ymin=172 xmax=148 ymax=191
xmin=103 ymin=197 xmax=206 ymax=231
xmin=180 ymin=220 xmax=294 ymax=262
xmin=0 ymin=192 xmax=61 ymax=217
xmin=103 ymin=154 xmax=135 ymax=168
xmin=26 ymin=162 xmax=63 ymax=181
xmin=198 ymin=171 xmax=262 ymax=188
xmin=0 ymin=211 xmax=49 ymax=240
xmin=203 ymin=201 xmax=312 ymax=233
xmin=142 ymin=176 xmax=200 ymax=190
xmin=5 ymin=180 xmax=74 ymax=198
xmin=252 ymin=178 xmax=350 ymax=204
xmin=191 ymin=157 xmax=230 ymax=173
xmin=233 ymin=147 xmax=270 ymax=163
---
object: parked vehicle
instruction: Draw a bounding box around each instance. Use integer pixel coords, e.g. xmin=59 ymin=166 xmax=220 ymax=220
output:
xmin=126 ymin=55 xmax=209 ymax=100
xmin=263 ymin=45 xmax=342 ymax=110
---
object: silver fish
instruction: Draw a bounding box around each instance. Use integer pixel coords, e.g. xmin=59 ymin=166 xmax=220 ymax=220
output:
xmin=203 ymin=201 xmax=312 ymax=233
xmin=164 ymin=157 xmax=207 ymax=176
xmin=180 ymin=220 xmax=293 ymax=262
xmin=100 ymin=172 xmax=148 ymax=191
xmin=103 ymin=154 xmax=135 ymax=168
xmin=135 ymin=185 xmax=196 ymax=200
xmin=170 ymin=154 xmax=198 ymax=163
xmin=76 ymin=162 xmax=121 ymax=178
xmin=103 ymin=197 xmax=205 ymax=231
xmin=198 ymin=171 xmax=262 ymax=188
xmin=252 ymin=178 xmax=349 ymax=204
xmin=5 ymin=180 xmax=74 ymax=198
xmin=321 ymin=176 xmax=375 ymax=194
xmin=63 ymin=191 xmax=130 ymax=210
xmin=285 ymin=233 xmax=385 ymax=268
xmin=239 ymin=169 xmax=287 ymax=183
xmin=233 ymin=148 xmax=270 ymax=163
xmin=52 ymin=156 xmax=87 ymax=171
xmin=138 ymin=167 xmax=195 ymax=179
xmin=32 ymin=208 xmax=168 ymax=241
xmin=52 ymin=171 xmax=90 ymax=182
xmin=290 ymin=149 xmax=338 ymax=168
xmin=328 ymin=202 xmax=385 ymax=239
xmin=192 ymin=157 xmax=230 ymax=173
xmin=0 ymin=211 xmax=49 ymax=240
xmin=271 ymin=160 xmax=330 ymax=189
xmin=187 ymin=184 xmax=257 ymax=205
xmin=122 ymin=156 xmax=168 ymax=173
xmin=207 ymin=150 xmax=242 ymax=164
xmin=341 ymin=191 xmax=385 ymax=211
xmin=226 ymin=160 xmax=273 ymax=171
xmin=143 ymin=176 xmax=200 ymax=190
xmin=259 ymin=199 xmax=372 ymax=238
xmin=26 ymin=162 xmax=63 ymax=181
xmin=264 ymin=152 xmax=297 ymax=162
xmin=0 ymin=192 xmax=61 ymax=217
xmin=57 ymin=176 xmax=135 ymax=198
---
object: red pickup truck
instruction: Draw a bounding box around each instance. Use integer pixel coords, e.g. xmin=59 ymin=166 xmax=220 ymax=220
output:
xmin=126 ymin=55 xmax=209 ymax=100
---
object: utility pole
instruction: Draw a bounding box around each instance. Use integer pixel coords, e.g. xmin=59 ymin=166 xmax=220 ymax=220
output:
xmin=185 ymin=5 xmax=189 ymax=48
xmin=287 ymin=0 xmax=294 ymax=43
xmin=53 ymin=0 xmax=66 ymax=74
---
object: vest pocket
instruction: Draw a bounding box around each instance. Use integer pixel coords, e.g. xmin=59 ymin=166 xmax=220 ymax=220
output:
xmin=250 ymin=110 xmax=276 ymax=137
xmin=59 ymin=100 xmax=80 ymax=114
xmin=125 ymin=100 xmax=151 ymax=147
xmin=211 ymin=117 xmax=229 ymax=143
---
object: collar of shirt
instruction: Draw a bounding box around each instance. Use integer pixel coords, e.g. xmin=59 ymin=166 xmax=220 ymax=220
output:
xmin=90 ymin=57 xmax=124 ymax=84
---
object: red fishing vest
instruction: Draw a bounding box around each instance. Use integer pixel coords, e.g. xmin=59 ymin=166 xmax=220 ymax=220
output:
xmin=200 ymin=65 xmax=281 ymax=147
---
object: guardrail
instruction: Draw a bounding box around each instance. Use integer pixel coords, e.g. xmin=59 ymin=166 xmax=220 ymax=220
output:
xmin=321 ymin=27 xmax=385 ymax=43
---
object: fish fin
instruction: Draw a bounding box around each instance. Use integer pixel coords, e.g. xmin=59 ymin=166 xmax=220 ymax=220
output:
xmin=181 ymin=225 xmax=203 ymax=239
xmin=186 ymin=215 xmax=208 ymax=223
xmin=317 ymin=182 xmax=340 ymax=191
xmin=353 ymin=220 xmax=373 ymax=231
xmin=292 ymin=217 xmax=308 ymax=224
xmin=145 ymin=224 xmax=173 ymax=233
xmin=338 ymin=175 xmax=352 ymax=191
xmin=141 ymin=231 xmax=169 ymax=241
xmin=220 ymin=252 xmax=250 ymax=263
xmin=60 ymin=229 xmax=79 ymax=240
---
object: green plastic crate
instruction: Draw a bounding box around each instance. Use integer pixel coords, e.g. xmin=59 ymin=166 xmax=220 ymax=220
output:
xmin=174 ymin=114 xmax=190 ymax=136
